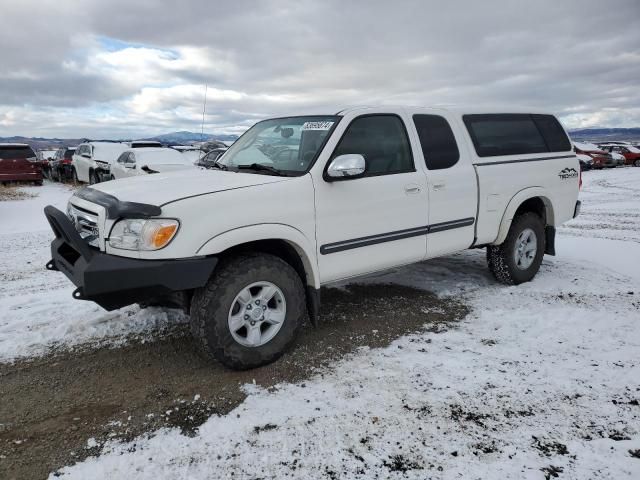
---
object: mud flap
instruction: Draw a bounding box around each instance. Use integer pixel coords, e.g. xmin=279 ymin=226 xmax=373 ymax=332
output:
xmin=545 ymin=226 xmax=556 ymax=256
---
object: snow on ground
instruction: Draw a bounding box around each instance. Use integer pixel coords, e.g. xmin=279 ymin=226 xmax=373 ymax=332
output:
xmin=48 ymin=168 xmax=640 ymax=478
xmin=0 ymin=182 xmax=187 ymax=363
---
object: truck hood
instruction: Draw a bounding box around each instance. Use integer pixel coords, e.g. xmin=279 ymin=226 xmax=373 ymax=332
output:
xmin=90 ymin=169 xmax=289 ymax=206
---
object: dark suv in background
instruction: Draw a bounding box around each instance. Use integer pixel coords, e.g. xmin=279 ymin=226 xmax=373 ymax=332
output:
xmin=0 ymin=143 xmax=42 ymax=185
xmin=50 ymin=147 xmax=77 ymax=181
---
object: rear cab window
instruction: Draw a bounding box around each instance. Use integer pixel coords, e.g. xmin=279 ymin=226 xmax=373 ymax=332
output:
xmin=413 ymin=114 xmax=460 ymax=170
xmin=463 ymin=114 xmax=571 ymax=157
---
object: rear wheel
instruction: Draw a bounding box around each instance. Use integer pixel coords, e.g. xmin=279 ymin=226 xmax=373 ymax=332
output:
xmin=190 ymin=254 xmax=306 ymax=370
xmin=72 ymin=168 xmax=80 ymax=185
xmin=487 ymin=212 xmax=545 ymax=285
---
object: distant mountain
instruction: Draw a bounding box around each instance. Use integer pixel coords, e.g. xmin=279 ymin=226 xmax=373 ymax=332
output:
xmin=144 ymin=131 xmax=239 ymax=145
xmin=569 ymin=128 xmax=640 ymax=143
xmin=0 ymin=131 xmax=239 ymax=150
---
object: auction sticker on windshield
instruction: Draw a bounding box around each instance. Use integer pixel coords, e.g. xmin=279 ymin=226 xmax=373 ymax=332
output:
xmin=302 ymin=121 xmax=334 ymax=130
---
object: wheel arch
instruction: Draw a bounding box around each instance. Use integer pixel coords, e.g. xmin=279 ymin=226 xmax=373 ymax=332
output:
xmin=493 ymin=188 xmax=555 ymax=245
xmin=196 ymin=224 xmax=320 ymax=289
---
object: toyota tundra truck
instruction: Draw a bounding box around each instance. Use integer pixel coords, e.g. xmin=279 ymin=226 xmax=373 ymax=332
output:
xmin=44 ymin=107 xmax=581 ymax=370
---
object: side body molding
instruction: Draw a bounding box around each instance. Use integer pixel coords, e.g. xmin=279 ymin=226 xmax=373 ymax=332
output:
xmin=492 ymin=187 xmax=555 ymax=245
xmin=196 ymin=223 xmax=320 ymax=288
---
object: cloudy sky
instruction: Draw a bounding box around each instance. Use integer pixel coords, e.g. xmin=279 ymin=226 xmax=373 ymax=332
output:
xmin=1 ymin=0 xmax=638 ymax=139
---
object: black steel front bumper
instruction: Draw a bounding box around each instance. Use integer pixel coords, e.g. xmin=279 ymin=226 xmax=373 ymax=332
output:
xmin=44 ymin=205 xmax=218 ymax=311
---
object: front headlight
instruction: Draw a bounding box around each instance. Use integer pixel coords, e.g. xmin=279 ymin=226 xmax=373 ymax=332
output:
xmin=108 ymin=218 xmax=179 ymax=251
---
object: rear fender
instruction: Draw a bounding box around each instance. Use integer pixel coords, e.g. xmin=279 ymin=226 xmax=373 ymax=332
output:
xmin=492 ymin=187 xmax=555 ymax=245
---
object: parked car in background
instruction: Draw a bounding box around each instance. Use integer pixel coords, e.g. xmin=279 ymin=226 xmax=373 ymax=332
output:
xmin=50 ymin=147 xmax=77 ymax=182
xmin=0 ymin=143 xmax=42 ymax=185
xmin=573 ymin=142 xmax=615 ymax=169
xmin=37 ymin=149 xmax=59 ymax=179
xmin=110 ymin=147 xmax=197 ymax=179
xmin=172 ymin=145 xmax=205 ymax=164
xmin=577 ymin=153 xmax=593 ymax=171
xmin=200 ymin=140 xmax=228 ymax=152
xmin=599 ymin=144 xmax=640 ymax=167
xmin=72 ymin=142 xmax=127 ymax=184
xmin=125 ymin=140 xmax=163 ymax=149
xmin=196 ymin=147 xmax=228 ymax=168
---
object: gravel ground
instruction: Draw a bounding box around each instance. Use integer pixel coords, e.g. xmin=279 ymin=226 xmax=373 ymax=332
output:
xmin=0 ymin=284 xmax=468 ymax=480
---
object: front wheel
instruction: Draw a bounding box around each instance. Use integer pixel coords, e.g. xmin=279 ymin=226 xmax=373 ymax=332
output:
xmin=487 ymin=212 xmax=545 ymax=285
xmin=190 ymin=254 xmax=306 ymax=370
xmin=634 ymin=159 xmax=640 ymax=167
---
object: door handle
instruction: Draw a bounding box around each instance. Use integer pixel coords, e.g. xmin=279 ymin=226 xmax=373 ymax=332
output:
xmin=432 ymin=183 xmax=446 ymax=191
xmin=404 ymin=185 xmax=421 ymax=194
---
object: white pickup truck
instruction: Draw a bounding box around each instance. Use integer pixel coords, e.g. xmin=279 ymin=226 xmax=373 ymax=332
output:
xmin=45 ymin=106 xmax=580 ymax=369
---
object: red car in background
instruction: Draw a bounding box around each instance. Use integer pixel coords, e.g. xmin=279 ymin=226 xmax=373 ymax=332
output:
xmin=0 ymin=143 xmax=43 ymax=185
xmin=599 ymin=144 xmax=640 ymax=167
xmin=573 ymin=142 xmax=616 ymax=169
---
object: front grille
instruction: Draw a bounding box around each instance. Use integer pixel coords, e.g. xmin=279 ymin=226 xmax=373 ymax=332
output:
xmin=67 ymin=203 xmax=100 ymax=247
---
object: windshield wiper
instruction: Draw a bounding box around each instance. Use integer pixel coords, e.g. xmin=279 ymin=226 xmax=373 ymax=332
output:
xmin=236 ymin=163 xmax=290 ymax=176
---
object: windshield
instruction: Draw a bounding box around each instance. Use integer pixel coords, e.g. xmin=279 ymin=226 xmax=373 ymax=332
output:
xmin=218 ymin=116 xmax=339 ymax=175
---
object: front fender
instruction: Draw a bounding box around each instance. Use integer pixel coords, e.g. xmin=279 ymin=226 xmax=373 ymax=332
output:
xmin=196 ymin=223 xmax=320 ymax=288
xmin=492 ymin=187 xmax=555 ymax=245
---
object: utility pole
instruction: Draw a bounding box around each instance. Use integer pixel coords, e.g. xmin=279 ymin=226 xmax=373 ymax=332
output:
xmin=201 ymin=84 xmax=208 ymax=142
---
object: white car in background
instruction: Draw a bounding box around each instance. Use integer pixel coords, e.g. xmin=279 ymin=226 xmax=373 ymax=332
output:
xmin=72 ymin=142 xmax=128 ymax=184
xmin=110 ymin=147 xmax=198 ymax=179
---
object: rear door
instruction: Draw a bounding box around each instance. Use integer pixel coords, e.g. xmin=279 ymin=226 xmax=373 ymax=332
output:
xmin=409 ymin=112 xmax=478 ymax=258
xmin=0 ymin=145 xmax=38 ymax=179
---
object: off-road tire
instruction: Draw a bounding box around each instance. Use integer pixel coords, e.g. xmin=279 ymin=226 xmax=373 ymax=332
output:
xmin=190 ymin=253 xmax=306 ymax=370
xmin=72 ymin=168 xmax=80 ymax=185
xmin=487 ymin=212 xmax=545 ymax=285
xmin=89 ymin=170 xmax=99 ymax=185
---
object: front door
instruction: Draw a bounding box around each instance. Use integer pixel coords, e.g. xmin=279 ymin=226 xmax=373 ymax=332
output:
xmin=312 ymin=113 xmax=429 ymax=283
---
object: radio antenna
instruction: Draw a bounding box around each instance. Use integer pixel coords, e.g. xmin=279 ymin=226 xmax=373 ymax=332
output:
xmin=201 ymin=84 xmax=208 ymax=142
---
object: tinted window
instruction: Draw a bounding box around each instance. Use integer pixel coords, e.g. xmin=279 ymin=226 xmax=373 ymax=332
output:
xmin=531 ymin=114 xmax=571 ymax=152
xmin=413 ymin=114 xmax=460 ymax=170
xmin=0 ymin=146 xmax=35 ymax=159
xmin=331 ymin=115 xmax=413 ymax=176
xmin=64 ymin=149 xmax=76 ymax=159
xmin=464 ymin=114 xmax=548 ymax=157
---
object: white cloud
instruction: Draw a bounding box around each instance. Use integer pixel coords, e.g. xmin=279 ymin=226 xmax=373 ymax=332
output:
xmin=0 ymin=0 xmax=638 ymax=137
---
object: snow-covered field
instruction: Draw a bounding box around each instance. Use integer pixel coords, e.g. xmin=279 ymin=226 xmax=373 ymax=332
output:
xmin=1 ymin=169 xmax=639 ymax=479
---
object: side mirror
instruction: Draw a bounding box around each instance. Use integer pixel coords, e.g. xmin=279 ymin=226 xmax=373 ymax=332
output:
xmin=326 ymin=154 xmax=366 ymax=180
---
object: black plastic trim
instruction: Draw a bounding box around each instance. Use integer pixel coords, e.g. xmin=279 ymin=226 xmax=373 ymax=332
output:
xmin=320 ymin=217 xmax=475 ymax=255
xmin=545 ymin=226 xmax=556 ymax=256
xmin=475 ymin=154 xmax=576 ymax=167
xmin=75 ymin=187 xmax=161 ymax=219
